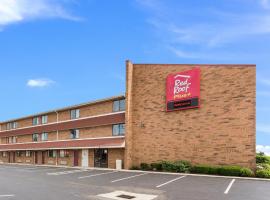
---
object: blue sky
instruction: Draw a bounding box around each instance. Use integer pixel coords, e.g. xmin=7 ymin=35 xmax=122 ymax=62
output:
xmin=0 ymin=0 xmax=269 ymax=154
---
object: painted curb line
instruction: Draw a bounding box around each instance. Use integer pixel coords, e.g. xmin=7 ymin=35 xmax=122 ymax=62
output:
xmin=1 ymin=163 xmax=270 ymax=182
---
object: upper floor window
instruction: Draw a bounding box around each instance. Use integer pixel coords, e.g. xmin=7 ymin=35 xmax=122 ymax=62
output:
xmin=41 ymin=115 xmax=48 ymax=124
xmin=70 ymin=129 xmax=79 ymax=139
xmin=32 ymin=117 xmax=39 ymax=125
xmin=41 ymin=132 xmax=48 ymax=141
xmin=113 ymin=99 xmax=125 ymax=112
xmin=70 ymin=109 xmax=80 ymax=119
xmin=112 ymin=123 xmax=125 ymax=136
xmin=48 ymin=150 xmax=57 ymax=158
xmin=32 ymin=133 xmax=39 ymax=142
xmin=7 ymin=122 xmax=18 ymax=130
xmin=59 ymin=150 xmax=69 ymax=158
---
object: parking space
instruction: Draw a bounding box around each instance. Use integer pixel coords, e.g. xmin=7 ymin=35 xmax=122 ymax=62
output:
xmin=0 ymin=164 xmax=270 ymax=200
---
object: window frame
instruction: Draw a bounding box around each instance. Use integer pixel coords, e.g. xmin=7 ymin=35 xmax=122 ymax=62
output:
xmin=41 ymin=115 xmax=48 ymax=124
xmin=41 ymin=132 xmax=48 ymax=141
xmin=16 ymin=151 xmax=23 ymax=157
xmin=32 ymin=133 xmax=39 ymax=142
xmin=112 ymin=123 xmax=125 ymax=136
xmin=26 ymin=151 xmax=32 ymax=157
xmin=70 ymin=129 xmax=79 ymax=139
xmin=32 ymin=117 xmax=39 ymax=125
xmin=70 ymin=109 xmax=80 ymax=119
xmin=48 ymin=150 xmax=57 ymax=158
xmin=59 ymin=150 xmax=69 ymax=158
xmin=113 ymin=99 xmax=126 ymax=112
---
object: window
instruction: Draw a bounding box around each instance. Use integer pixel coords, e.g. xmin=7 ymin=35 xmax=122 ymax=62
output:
xmin=41 ymin=132 xmax=48 ymax=141
xmin=70 ymin=129 xmax=79 ymax=139
xmin=2 ymin=152 xmax=7 ymax=157
xmin=16 ymin=151 xmax=23 ymax=157
xmin=113 ymin=99 xmax=125 ymax=112
xmin=48 ymin=150 xmax=57 ymax=158
xmin=41 ymin=115 xmax=48 ymax=124
xmin=32 ymin=133 xmax=39 ymax=142
xmin=7 ymin=122 xmax=18 ymax=130
xmin=112 ymin=124 xmax=125 ymax=136
xmin=70 ymin=109 xmax=80 ymax=119
xmin=8 ymin=136 xmax=17 ymax=144
xmin=32 ymin=117 xmax=39 ymax=125
xmin=26 ymin=151 xmax=32 ymax=157
xmin=59 ymin=150 xmax=69 ymax=158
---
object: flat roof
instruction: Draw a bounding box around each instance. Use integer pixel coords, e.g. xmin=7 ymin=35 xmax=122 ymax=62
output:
xmin=0 ymin=95 xmax=125 ymax=124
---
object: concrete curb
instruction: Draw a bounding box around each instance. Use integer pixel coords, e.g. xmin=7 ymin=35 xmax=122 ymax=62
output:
xmin=1 ymin=163 xmax=270 ymax=182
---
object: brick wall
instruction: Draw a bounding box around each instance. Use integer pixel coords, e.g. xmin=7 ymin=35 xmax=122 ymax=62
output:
xmin=125 ymin=62 xmax=256 ymax=169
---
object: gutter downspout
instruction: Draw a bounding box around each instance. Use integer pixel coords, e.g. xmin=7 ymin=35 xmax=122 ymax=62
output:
xmin=55 ymin=111 xmax=59 ymax=166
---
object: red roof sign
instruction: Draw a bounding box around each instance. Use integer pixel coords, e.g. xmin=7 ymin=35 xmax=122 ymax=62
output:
xmin=166 ymin=68 xmax=200 ymax=111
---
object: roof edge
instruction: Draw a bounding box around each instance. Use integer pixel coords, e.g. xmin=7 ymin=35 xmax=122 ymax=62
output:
xmin=0 ymin=95 xmax=125 ymax=124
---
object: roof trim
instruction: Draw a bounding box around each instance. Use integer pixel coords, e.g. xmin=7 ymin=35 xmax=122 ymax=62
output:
xmin=0 ymin=95 xmax=125 ymax=124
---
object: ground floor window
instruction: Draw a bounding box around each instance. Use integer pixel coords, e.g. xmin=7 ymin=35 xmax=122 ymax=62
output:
xmin=1 ymin=152 xmax=7 ymax=157
xmin=16 ymin=151 xmax=23 ymax=157
xmin=26 ymin=151 xmax=32 ymax=157
xmin=59 ymin=150 xmax=69 ymax=158
xmin=48 ymin=150 xmax=57 ymax=158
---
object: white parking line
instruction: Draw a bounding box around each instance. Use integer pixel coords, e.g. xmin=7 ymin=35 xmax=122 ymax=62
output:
xmin=111 ymin=172 xmax=149 ymax=183
xmin=156 ymin=176 xmax=186 ymax=188
xmin=0 ymin=194 xmax=15 ymax=198
xmin=78 ymin=171 xmax=118 ymax=179
xmin=47 ymin=169 xmax=89 ymax=176
xmin=224 ymin=179 xmax=236 ymax=194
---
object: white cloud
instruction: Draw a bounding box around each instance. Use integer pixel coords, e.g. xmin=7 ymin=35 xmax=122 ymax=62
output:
xmin=27 ymin=78 xmax=55 ymax=88
xmin=0 ymin=0 xmax=80 ymax=28
xmin=136 ymin=0 xmax=270 ymax=58
xmin=257 ymin=145 xmax=270 ymax=155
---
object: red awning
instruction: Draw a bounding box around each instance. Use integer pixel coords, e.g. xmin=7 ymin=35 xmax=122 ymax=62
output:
xmin=0 ymin=137 xmax=125 ymax=151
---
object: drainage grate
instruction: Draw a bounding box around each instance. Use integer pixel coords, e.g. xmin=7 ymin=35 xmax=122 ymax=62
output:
xmin=117 ymin=194 xmax=136 ymax=199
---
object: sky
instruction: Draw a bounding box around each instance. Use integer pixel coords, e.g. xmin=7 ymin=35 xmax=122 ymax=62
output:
xmin=0 ymin=0 xmax=269 ymax=155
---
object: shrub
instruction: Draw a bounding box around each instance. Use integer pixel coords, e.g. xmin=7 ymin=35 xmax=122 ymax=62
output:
xmin=239 ymin=168 xmax=254 ymax=177
xmin=256 ymin=153 xmax=270 ymax=164
xmin=191 ymin=165 xmax=219 ymax=175
xmin=150 ymin=162 xmax=162 ymax=171
xmin=161 ymin=161 xmax=177 ymax=172
xmin=130 ymin=166 xmax=140 ymax=170
xmin=256 ymin=169 xmax=270 ymax=178
xmin=160 ymin=160 xmax=191 ymax=173
xmin=191 ymin=165 xmax=254 ymax=177
xmin=218 ymin=166 xmax=243 ymax=176
xmin=257 ymin=163 xmax=270 ymax=170
xmin=140 ymin=163 xmax=150 ymax=170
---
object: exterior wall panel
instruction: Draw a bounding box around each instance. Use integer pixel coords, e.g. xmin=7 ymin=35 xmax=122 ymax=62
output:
xmin=125 ymin=62 xmax=256 ymax=169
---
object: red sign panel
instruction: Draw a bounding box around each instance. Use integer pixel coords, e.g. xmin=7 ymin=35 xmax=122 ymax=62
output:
xmin=166 ymin=68 xmax=200 ymax=111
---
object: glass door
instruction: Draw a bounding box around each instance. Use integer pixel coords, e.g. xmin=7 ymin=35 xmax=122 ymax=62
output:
xmin=94 ymin=149 xmax=108 ymax=168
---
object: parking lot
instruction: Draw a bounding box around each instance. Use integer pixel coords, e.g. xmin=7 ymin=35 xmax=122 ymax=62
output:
xmin=0 ymin=164 xmax=269 ymax=200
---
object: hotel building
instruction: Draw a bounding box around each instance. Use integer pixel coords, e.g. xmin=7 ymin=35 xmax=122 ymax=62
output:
xmin=0 ymin=61 xmax=256 ymax=169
